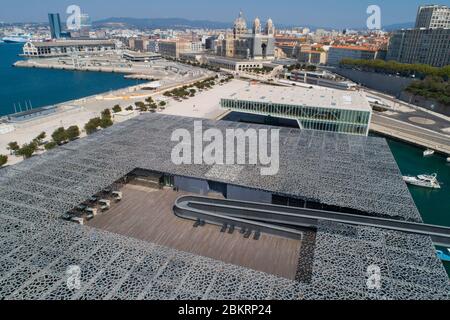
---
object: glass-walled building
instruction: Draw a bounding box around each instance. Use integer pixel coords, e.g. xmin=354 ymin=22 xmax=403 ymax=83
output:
xmin=220 ymin=85 xmax=372 ymax=136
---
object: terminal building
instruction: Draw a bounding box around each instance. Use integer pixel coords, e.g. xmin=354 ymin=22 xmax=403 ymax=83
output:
xmin=204 ymin=56 xmax=264 ymax=72
xmin=22 ymin=40 xmax=116 ymax=58
xmin=220 ymin=85 xmax=372 ymax=136
xmin=288 ymin=70 xmax=357 ymax=91
xmin=122 ymin=50 xmax=162 ymax=62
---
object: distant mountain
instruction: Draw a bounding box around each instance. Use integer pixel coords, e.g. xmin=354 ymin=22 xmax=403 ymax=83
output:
xmin=93 ymin=17 xmax=414 ymax=32
xmin=93 ymin=17 xmax=231 ymax=30
xmin=383 ymin=22 xmax=414 ymax=31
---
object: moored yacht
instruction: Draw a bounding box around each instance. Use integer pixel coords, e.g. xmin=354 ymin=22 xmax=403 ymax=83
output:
xmin=2 ymin=34 xmax=31 ymax=43
xmin=423 ymin=149 xmax=435 ymax=157
xmin=403 ymin=173 xmax=441 ymax=189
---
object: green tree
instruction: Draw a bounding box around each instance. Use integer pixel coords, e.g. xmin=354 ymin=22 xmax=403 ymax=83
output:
xmin=66 ymin=125 xmax=80 ymax=141
xmin=135 ymin=101 xmax=145 ymax=108
xmin=0 ymin=154 xmax=7 ymax=167
xmin=44 ymin=141 xmax=57 ymax=150
xmin=135 ymin=102 xmax=148 ymax=112
xmin=405 ymin=76 xmax=450 ymax=106
xmin=51 ymin=127 xmax=68 ymax=145
xmin=91 ymin=117 xmax=102 ymax=127
xmin=159 ymin=101 xmax=167 ymax=107
xmin=339 ymin=58 xmax=449 ymax=80
xmin=33 ymin=132 xmax=46 ymax=146
xmin=149 ymin=104 xmax=157 ymax=112
xmin=126 ymin=105 xmax=134 ymax=111
xmin=7 ymin=141 xmax=20 ymax=155
xmin=101 ymin=108 xmax=112 ymax=119
xmin=84 ymin=117 xmax=101 ymax=135
xmin=16 ymin=143 xmax=37 ymax=159
xmin=100 ymin=117 xmax=113 ymax=129
xmin=112 ymin=105 xmax=122 ymax=113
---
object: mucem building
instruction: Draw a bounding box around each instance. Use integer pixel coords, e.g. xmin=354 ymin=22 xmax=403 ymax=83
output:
xmin=221 ymin=84 xmax=373 ymax=136
xmin=0 ymin=114 xmax=448 ymax=300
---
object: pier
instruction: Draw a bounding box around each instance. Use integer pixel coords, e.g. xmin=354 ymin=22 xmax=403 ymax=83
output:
xmin=370 ymin=114 xmax=450 ymax=156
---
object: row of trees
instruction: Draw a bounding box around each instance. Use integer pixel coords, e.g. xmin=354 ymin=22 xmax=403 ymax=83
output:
xmin=163 ymin=77 xmax=218 ymax=99
xmin=7 ymin=132 xmax=47 ymax=160
xmin=286 ymin=64 xmax=317 ymax=72
xmin=245 ymin=66 xmax=274 ymax=74
xmin=219 ymin=76 xmax=233 ymax=84
xmin=6 ymin=125 xmax=82 ymax=161
xmin=3 ymin=104 xmax=128 ymax=163
xmin=339 ymin=59 xmax=450 ymax=80
xmin=51 ymin=126 xmax=81 ymax=145
xmin=163 ymin=87 xmax=196 ymax=99
xmin=85 ymin=108 xmax=113 ymax=135
xmin=165 ymin=56 xmax=222 ymax=72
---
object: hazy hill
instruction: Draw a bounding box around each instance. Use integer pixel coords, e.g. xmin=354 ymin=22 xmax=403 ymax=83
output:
xmin=93 ymin=17 xmax=230 ymax=29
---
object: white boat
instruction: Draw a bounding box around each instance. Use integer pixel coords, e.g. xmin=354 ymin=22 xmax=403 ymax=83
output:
xmin=403 ymin=173 xmax=441 ymax=189
xmin=447 ymin=157 xmax=450 ymax=163
xmin=423 ymin=149 xmax=435 ymax=157
xmin=2 ymin=34 xmax=31 ymax=43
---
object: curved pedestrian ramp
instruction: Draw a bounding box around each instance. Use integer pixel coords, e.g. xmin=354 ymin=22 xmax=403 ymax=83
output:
xmin=174 ymin=196 xmax=450 ymax=246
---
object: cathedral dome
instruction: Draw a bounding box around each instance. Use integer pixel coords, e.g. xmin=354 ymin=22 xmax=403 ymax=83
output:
xmin=233 ymin=11 xmax=247 ymax=32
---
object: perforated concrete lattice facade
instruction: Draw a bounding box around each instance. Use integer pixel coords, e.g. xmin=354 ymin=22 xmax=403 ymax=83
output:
xmin=0 ymin=113 xmax=449 ymax=300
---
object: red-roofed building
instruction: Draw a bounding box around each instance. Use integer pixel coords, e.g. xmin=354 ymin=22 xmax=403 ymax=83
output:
xmin=327 ymin=45 xmax=379 ymax=66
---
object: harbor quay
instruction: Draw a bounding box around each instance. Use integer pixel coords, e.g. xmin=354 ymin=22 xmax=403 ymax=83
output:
xmin=0 ymin=60 xmax=218 ymax=165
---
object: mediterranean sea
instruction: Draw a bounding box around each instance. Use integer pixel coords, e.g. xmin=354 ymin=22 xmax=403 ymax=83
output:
xmin=383 ymin=136 xmax=450 ymax=276
xmin=0 ymin=43 xmax=143 ymax=116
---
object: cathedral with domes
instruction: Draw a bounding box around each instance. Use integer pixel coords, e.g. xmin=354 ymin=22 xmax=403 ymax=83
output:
xmin=216 ymin=11 xmax=276 ymax=60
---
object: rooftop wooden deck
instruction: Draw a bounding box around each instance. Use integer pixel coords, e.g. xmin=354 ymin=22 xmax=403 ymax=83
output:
xmin=87 ymin=184 xmax=302 ymax=279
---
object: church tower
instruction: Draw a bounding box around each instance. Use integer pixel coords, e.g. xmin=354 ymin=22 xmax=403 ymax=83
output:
xmin=253 ymin=17 xmax=261 ymax=34
xmin=265 ymin=18 xmax=275 ymax=35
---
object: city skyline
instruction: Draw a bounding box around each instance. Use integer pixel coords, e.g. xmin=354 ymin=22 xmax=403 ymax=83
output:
xmin=1 ymin=0 xmax=449 ymax=29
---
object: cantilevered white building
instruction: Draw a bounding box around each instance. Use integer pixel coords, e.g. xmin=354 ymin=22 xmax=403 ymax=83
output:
xmin=220 ymin=85 xmax=372 ymax=136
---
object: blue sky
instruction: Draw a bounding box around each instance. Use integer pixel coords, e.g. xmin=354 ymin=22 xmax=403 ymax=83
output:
xmin=1 ymin=0 xmax=449 ymax=28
